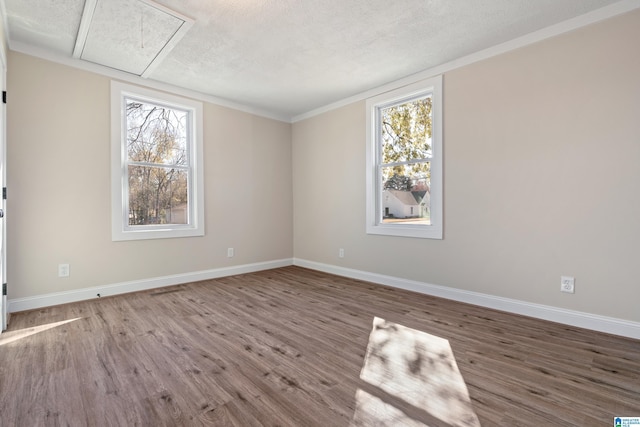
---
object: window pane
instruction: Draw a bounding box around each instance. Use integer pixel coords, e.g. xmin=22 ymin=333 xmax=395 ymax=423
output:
xmin=381 ymin=163 xmax=430 ymax=225
xmin=380 ymin=95 xmax=432 ymax=164
xmin=128 ymin=165 xmax=189 ymax=225
xmin=126 ymin=98 xmax=188 ymax=166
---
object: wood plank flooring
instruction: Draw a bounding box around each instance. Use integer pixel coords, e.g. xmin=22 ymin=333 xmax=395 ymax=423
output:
xmin=1 ymin=266 xmax=638 ymax=426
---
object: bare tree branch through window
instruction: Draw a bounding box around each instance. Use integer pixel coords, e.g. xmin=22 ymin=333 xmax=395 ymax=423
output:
xmin=125 ymin=98 xmax=189 ymax=226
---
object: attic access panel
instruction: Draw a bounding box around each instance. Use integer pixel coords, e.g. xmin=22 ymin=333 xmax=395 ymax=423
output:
xmin=73 ymin=0 xmax=193 ymax=77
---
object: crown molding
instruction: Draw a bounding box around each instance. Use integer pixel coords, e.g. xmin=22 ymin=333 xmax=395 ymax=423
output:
xmin=8 ymin=41 xmax=291 ymax=123
xmin=292 ymin=0 xmax=640 ymax=123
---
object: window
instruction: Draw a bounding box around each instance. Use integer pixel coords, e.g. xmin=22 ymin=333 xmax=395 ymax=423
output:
xmin=366 ymin=76 xmax=442 ymax=239
xmin=111 ymin=81 xmax=204 ymax=241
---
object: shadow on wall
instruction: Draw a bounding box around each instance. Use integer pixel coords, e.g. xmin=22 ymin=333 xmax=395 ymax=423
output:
xmin=350 ymin=316 xmax=480 ymax=427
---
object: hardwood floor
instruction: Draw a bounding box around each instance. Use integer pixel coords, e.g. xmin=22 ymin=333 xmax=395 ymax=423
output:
xmin=1 ymin=266 xmax=638 ymax=426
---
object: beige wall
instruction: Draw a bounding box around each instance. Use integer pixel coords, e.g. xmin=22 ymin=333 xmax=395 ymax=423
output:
xmin=7 ymin=51 xmax=293 ymax=300
xmin=293 ymin=10 xmax=640 ymax=322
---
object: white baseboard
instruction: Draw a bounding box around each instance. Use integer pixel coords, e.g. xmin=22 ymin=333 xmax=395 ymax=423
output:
xmin=10 ymin=257 xmax=639 ymax=340
xmin=8 ymin=258 xmax=294 ymax=313
xmin=293 ymin=258 xmax=640 ymax=340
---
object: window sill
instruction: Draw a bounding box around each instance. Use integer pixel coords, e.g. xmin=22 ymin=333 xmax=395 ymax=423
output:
xmin=366 ymin=223 xmax=443 ymax=239
xmin=112 ymin=227 xmax=204 ymax=242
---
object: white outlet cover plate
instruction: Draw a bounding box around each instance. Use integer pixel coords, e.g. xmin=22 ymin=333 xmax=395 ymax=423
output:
xmin=560 ymin=276 xmax=575 ymax=293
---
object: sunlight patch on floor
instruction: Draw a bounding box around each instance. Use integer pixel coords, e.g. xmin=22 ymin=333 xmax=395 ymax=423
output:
xmin=0 ymin=318 xmax=81 ymax=346
xmin=351 ymin=316 xmax=480 ymax=426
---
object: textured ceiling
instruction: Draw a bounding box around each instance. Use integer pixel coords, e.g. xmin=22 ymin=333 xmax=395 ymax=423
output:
xmin=2 ymin=0 xmax=634 ymax=120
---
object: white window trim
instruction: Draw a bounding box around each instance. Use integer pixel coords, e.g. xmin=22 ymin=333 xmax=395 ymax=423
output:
xmin=365 ymin=75 xmax=443 ymax=239
xmin=111 ymin=81 xmax=205 ymax=241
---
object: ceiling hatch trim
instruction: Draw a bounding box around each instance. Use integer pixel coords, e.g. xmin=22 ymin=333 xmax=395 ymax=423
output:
xmin=72 ymin=0 xmax=193 ymax=78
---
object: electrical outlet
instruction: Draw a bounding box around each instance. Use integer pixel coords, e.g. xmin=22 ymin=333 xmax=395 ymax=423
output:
xmin=227 ymin=248 xmax=234 ymax=258
xmin=58 ymin=264 xmax=70 ymax=277
xmin=338 ymin=248 xmax=344 ymax=258
xmin=560 ymin=276 xmax=575 ymax=293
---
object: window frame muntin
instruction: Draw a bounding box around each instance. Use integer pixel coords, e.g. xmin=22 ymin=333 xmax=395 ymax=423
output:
xmin=366 ymin=76 xmax=443 ymax=239
xmin=111 ymin=81 xmax=204 ymax=241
